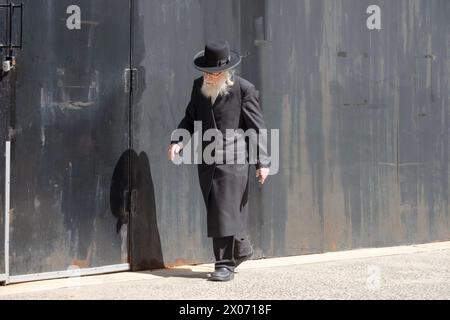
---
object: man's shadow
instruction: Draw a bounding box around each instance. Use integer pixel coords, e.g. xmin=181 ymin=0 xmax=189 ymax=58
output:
xmin=138 ymin=268 xmax=211 ymax=279
xmin=110 ymin=149 xmax=165 ymax=271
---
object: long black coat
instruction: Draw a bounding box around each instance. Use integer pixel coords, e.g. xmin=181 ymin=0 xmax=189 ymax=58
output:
xmin=171 ymin=75 xmax=268 ymax=238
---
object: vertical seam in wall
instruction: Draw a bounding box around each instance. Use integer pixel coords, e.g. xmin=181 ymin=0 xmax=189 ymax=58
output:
xmin=127 ymin=0 xmax=134 ymax=267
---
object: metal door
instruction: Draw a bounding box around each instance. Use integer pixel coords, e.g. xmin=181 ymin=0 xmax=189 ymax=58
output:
xmin=1 ymin=0 xmax=132 ymax=284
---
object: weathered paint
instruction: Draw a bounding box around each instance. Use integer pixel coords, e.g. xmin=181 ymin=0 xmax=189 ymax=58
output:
xmin=1 ymin=0 xmax=130 ymax=276
xmin=133 ymin=0 xmax=450 ymax=266
xmin=1 ymin=0 xmax=449 ymax=279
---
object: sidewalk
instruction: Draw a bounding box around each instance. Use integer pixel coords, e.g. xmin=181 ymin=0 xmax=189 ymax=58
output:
xmin=1 ymin=241 xmax=449 ymax=300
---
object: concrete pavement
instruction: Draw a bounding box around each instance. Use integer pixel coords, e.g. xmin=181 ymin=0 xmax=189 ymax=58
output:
xmin=1 ymin=241 xmax=449 ymax=299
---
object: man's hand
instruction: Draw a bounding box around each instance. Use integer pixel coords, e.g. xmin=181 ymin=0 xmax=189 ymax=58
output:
xmin=256 ymin=167 xmax=269 ymax=185
xmin=167 ymin=143 xmax=181 ymax=161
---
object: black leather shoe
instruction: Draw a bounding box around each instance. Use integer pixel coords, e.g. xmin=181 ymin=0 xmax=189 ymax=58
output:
xmin=235 ymin=251 xmax=253 ymax=268
xmin=208 ymin=267 xmax=234 ymax=282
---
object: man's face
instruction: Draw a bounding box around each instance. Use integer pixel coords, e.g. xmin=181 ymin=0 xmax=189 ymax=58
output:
xmin=203 ymin=71 xmax=226 ymax=87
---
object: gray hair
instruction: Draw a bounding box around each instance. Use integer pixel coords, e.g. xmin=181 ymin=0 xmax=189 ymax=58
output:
xmin=225 ymin=69 xmax=236 ymax=86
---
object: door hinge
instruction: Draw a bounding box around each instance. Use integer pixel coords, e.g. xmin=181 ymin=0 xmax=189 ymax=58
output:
xmin=123 ymin=188 xmax=137 ymax=216
xmin=124 ymin=68 xmax=138 ymax=93
xmin=0 ymin=3 xmax=24 ymax=51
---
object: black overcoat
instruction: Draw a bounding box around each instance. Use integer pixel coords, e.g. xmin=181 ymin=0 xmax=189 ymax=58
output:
xmin=172 ymin=75 xmax=268 ymax=237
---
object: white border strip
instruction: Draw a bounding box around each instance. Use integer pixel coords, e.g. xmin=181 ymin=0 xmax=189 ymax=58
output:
xmin=4 ymin=141 xmax=11 ymax=284
xmin=8 ymin=263 xmax=130 ymax=284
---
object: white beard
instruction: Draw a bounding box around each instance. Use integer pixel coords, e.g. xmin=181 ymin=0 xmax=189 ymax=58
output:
xmin=201 ymin=75 xmax=230 ymax=105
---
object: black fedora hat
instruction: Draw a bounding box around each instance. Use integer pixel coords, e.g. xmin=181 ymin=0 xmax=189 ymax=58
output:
xmin=193 ymin=40 xmax=241 ymax=73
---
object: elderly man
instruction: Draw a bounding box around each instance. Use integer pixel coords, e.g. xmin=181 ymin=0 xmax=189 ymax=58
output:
xmin=168 ymin=40 xmax=269 ymax=281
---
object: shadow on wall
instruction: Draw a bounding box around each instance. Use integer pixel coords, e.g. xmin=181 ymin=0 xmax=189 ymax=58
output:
xmin=110 ymin=149 xmax=165 ymax=271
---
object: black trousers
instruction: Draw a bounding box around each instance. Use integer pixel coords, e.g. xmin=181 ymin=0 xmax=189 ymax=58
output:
xmin=213 ymin=235 xmax=253 ymax=271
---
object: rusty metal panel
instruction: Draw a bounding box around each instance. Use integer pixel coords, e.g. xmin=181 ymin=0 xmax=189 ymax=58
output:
xmin=396 ymin=0 xmax=450 ymax=243
xmin=248 ymin=0 xmax=450 ymax=256
xmin=1 ymin=0 xmax=449 ymax=277
xmin=4 ymin=0 xmax=130 ymax=276
xmin=133 ymin=0 xmax=450 ymax=267
xmin=131 ymin=0 xmax=243 ymax=266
